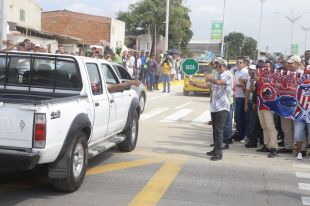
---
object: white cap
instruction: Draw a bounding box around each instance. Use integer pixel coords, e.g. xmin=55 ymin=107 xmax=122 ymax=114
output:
xmin=286 ymin=55 xmax=302 ymax=64
xmin=248 ymin=64 xmax=256 ymax=70
xmin=34 ymin=44 xmax=40 ymax=48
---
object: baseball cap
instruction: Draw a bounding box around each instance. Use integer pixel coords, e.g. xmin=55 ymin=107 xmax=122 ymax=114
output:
xmin=34 ymin=44 xmax=40 ymax=48
xmin=248 ymin=64 xmax=256 ymax=70
xmin=217 ymin=58 xmax=227 ymax=66
xmin=287 ymin=55 xmax=302 ymax=64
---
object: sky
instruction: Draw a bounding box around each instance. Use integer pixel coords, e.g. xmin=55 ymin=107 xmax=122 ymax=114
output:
xmin=36 ymin=0 xmax=310 ymax=55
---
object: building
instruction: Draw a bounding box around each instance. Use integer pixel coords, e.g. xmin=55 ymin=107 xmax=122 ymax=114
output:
xmin=42 ymin=10 xmax=125 ymax=50
xmin=0 ymin=0 xmax=80 ymax=53
xmin=187 ymin=40 xmax=221 ymax=57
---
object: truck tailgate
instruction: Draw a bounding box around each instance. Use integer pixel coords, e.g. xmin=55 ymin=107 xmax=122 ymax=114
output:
xmin=0 ymin=106 xmax=34 ymax=149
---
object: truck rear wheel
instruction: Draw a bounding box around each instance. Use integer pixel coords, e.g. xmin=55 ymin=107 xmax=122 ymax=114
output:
xmin=51 ymin=132 xmax=88 ymax=192
xmin=118 ymin=110 xmax=139 ymax=152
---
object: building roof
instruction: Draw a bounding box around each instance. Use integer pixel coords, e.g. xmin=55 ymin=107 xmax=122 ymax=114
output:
xmin=42 ymin=9 xmax=112 ymax=21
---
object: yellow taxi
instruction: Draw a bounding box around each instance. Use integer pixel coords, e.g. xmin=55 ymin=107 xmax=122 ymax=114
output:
xmin=183 ymin=61 xmax=213 ymax=96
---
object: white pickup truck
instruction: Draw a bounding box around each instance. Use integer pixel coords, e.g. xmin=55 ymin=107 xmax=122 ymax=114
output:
xmin=0 ymin=52 xmax=141 ymax=192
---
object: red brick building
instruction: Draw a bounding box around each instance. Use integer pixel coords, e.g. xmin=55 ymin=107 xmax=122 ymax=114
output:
xmin=41 ymin=10 xmax=112 ymax=45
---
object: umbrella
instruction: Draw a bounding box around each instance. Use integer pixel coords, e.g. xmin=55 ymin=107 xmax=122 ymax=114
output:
xmin=167 ymin=48 xmax=182 ymax=55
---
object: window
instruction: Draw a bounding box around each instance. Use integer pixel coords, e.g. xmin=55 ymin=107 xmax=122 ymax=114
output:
xmin=0 ymin=56 xmax=82 ymax=91
xmin=101 ymin=64 xmax=119 ymax=84
xmin=20 ymin=9 xmax=25 ymax=21
xmin=86 ymin=63 xmax=102 ymax=95
xmin=114 ymin=65 xmax=132 ymax=80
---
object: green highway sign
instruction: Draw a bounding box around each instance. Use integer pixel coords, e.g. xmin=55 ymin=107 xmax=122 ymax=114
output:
xmin=211 ymin=21 xmax=223 ymax=41
xmin=182 ymin=58 xmax=199 ymax=75
xmin=291 ymin=44 xmax=299 ymax=55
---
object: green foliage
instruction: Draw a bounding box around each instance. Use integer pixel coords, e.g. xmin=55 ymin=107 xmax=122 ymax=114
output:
xmin=224 ymin=32 xmax=257 ymax=60
xmin=117 ymin=0 xmax=193 ymax=53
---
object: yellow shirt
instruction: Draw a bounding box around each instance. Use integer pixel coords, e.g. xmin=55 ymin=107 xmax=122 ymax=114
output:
xmin=162 ymin=63 xmax=171 ymax=75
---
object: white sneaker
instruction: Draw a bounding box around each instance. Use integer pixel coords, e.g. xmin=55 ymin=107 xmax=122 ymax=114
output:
xmin=296 ymin=152 xmax=303 ymax=160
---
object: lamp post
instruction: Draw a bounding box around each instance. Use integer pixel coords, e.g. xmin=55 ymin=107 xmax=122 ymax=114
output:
xmin=165 ymin=0 xmax=170 ymax=52
xmin=275 ymin=11 xmax=310 ymax=54
xmin=0 ymin=0 xmax=7 ymax=47
xmin=257 ymin=0 xmax=266 ymax=59
xmin=220 ymin=0 xmax=226 ymax=58
xmin=300 ymin=25 xmax=310 ymax=52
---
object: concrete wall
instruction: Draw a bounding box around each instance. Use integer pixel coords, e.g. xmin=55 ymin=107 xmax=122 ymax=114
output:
xmin=110 ymin=18 xmax=125 ymax=50
xmin=6 ymin=0 xmax=41 ymax=30
xmin=42 ymin=10 xmax=112 ymax=45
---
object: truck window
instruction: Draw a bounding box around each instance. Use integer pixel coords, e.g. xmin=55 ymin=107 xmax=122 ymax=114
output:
xmin=86 ymin=63 xmax=103 ymax=95
xmin=101 ymin=64 xmax=119 ymax=84
xmin=114 ymin=65 xmax=131 ymax=80
xmin=0 ymin=55 xmax=82 ymax=91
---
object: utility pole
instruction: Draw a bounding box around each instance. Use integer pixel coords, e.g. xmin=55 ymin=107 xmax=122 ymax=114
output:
xmin=0 ymin=0 xmax=7 ymax=48
xmin=275 ymin=11 xmax=310 ymax=54
xmin=165 ymin=0 xmax=170 ymax=52
xmin=258 ymin=0 xmax=266 ymax=59
xmin=300 ymin=25 xmax=310 ymax=52
xmin=220 ymin=0 xmax=226 ymax=58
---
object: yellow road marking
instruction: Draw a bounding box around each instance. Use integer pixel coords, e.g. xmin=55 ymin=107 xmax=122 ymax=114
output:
xmin=86 ymin=157 xmax=164 ymax=176
xmin=128 ymin=159 xmax=185 ymax=206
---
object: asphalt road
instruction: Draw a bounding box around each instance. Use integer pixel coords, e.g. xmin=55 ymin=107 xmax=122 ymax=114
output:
xmin=0 ymin=84 xmax=309 ymax=206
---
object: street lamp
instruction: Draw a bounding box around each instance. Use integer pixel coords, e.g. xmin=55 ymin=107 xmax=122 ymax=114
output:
xmin=300 ymin=25 xmax=310 ymax=52
xmin=257 ymin=0 xmax=267 ymax=59
xmin=220 ymin=0 xmax=226 ymax=58
xmin=275 ymin=10 xmax=310 ymax=54
xmin=165 ymin=0 xmax=170 ymax=52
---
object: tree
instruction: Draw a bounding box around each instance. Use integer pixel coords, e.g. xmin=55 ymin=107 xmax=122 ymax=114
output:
xmin=117 ymin=0 xmax=193 ymax=54
xmin=224 ymin=32 xmax=257 ymax=60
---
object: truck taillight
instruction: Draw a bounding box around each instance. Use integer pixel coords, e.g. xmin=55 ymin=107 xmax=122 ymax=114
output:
xmin=34 ymin=114 xmax=46 ymax=149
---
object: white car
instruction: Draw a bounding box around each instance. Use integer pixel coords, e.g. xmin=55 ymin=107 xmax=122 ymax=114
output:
xmin=0 ymin=51 xmax=141 ymax=192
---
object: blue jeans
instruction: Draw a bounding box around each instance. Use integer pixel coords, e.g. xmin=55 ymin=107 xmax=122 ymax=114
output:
xmin=235 ymin=97 xmax=246 ymax=140
xmin=146 ymin=72 xmax=155 ymax=91
xmin=246 ymin=102 xmax=254 ymax=138
xmin=162 ymin=74 xmax=170 ymax=92
xmin=294 ymin=121 xmax=310 ymax=142
xmin=223 ymin=104 xmax=233 ymax=144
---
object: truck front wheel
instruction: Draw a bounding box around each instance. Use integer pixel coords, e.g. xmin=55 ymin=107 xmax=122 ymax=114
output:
xmin=51 ymin=132 xmax=88 ymax=192
xmin=118 ymin=110 xmax=139 ymax=152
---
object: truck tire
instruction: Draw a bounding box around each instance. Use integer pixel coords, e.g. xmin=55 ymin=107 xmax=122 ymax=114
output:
xmin=118 ymin=110 xmax=139 ymax=152
xmin=51 ymin=132 xmax=88 ymax=192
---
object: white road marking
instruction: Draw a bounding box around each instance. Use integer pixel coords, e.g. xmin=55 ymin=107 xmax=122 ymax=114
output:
xmin=141 ymin=107 xmax=170 ymax=121
xmin=160 ymin=109 xmax=193 ymax=123
xmin=296 ymin=172 xmax=310 ymax=179
xmin=175 ymin=102 xmax=193 ymax=109
xmin=299 ymin=183 xmax=310 ymax=191
xmin=302 ymin=196 xmax=310 ymax=205
xmin=293 ymin=163 xmax=310 ymax=169
xmin=191 ymin=111 xmax=211 ymax=124
xmin=150 ymin=94 xmax=169 ymax=100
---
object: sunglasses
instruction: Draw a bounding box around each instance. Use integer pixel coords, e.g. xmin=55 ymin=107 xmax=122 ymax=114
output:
xmin=237 ymin=61 xmax=244 ymax=64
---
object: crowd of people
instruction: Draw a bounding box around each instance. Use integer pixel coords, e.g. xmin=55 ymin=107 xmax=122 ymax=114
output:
xmin=1 ymin=39 xmax=184 ymax=93
xmin=198 ymin=50 xmax=310 ymax=161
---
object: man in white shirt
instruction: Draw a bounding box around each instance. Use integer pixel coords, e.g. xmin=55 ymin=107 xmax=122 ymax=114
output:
xmin=233 ymin=57 xmax=249 ymax=141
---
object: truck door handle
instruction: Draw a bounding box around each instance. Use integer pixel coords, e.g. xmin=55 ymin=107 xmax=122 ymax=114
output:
xmin=95 ymin=102 xmax=100 ymax=107
xmin=110 ymin=99 xmax=114 ymax=104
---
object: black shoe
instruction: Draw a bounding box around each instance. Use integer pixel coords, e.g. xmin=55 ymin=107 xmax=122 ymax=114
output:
xmin=278 ymin=141 xmax=284 ymax=147
xmin=210 ymin=155 xmax=222 ymax=161
xmin=245 ymin=142 xmax=257 ymax=148
xmin=301 ymin=151 xmax=307 ymax=157
xmin=223 ymin=144 xmax=229 ymax=150
xmin=278 ymin=148 xmax=293 ymax=153
xmin=209 ymin=143 xmax=215 ymax=147
xmin=206 ymin=150 xmax=215 ymax=156
xmin=256 ymin=145 xmax=270 ymax=152
xmin=268 ymin=148 xmax=279 ymax=158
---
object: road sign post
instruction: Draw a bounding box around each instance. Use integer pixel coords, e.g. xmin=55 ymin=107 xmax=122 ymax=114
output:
xmin=182 ymin=58 xmax=199 ymax=75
